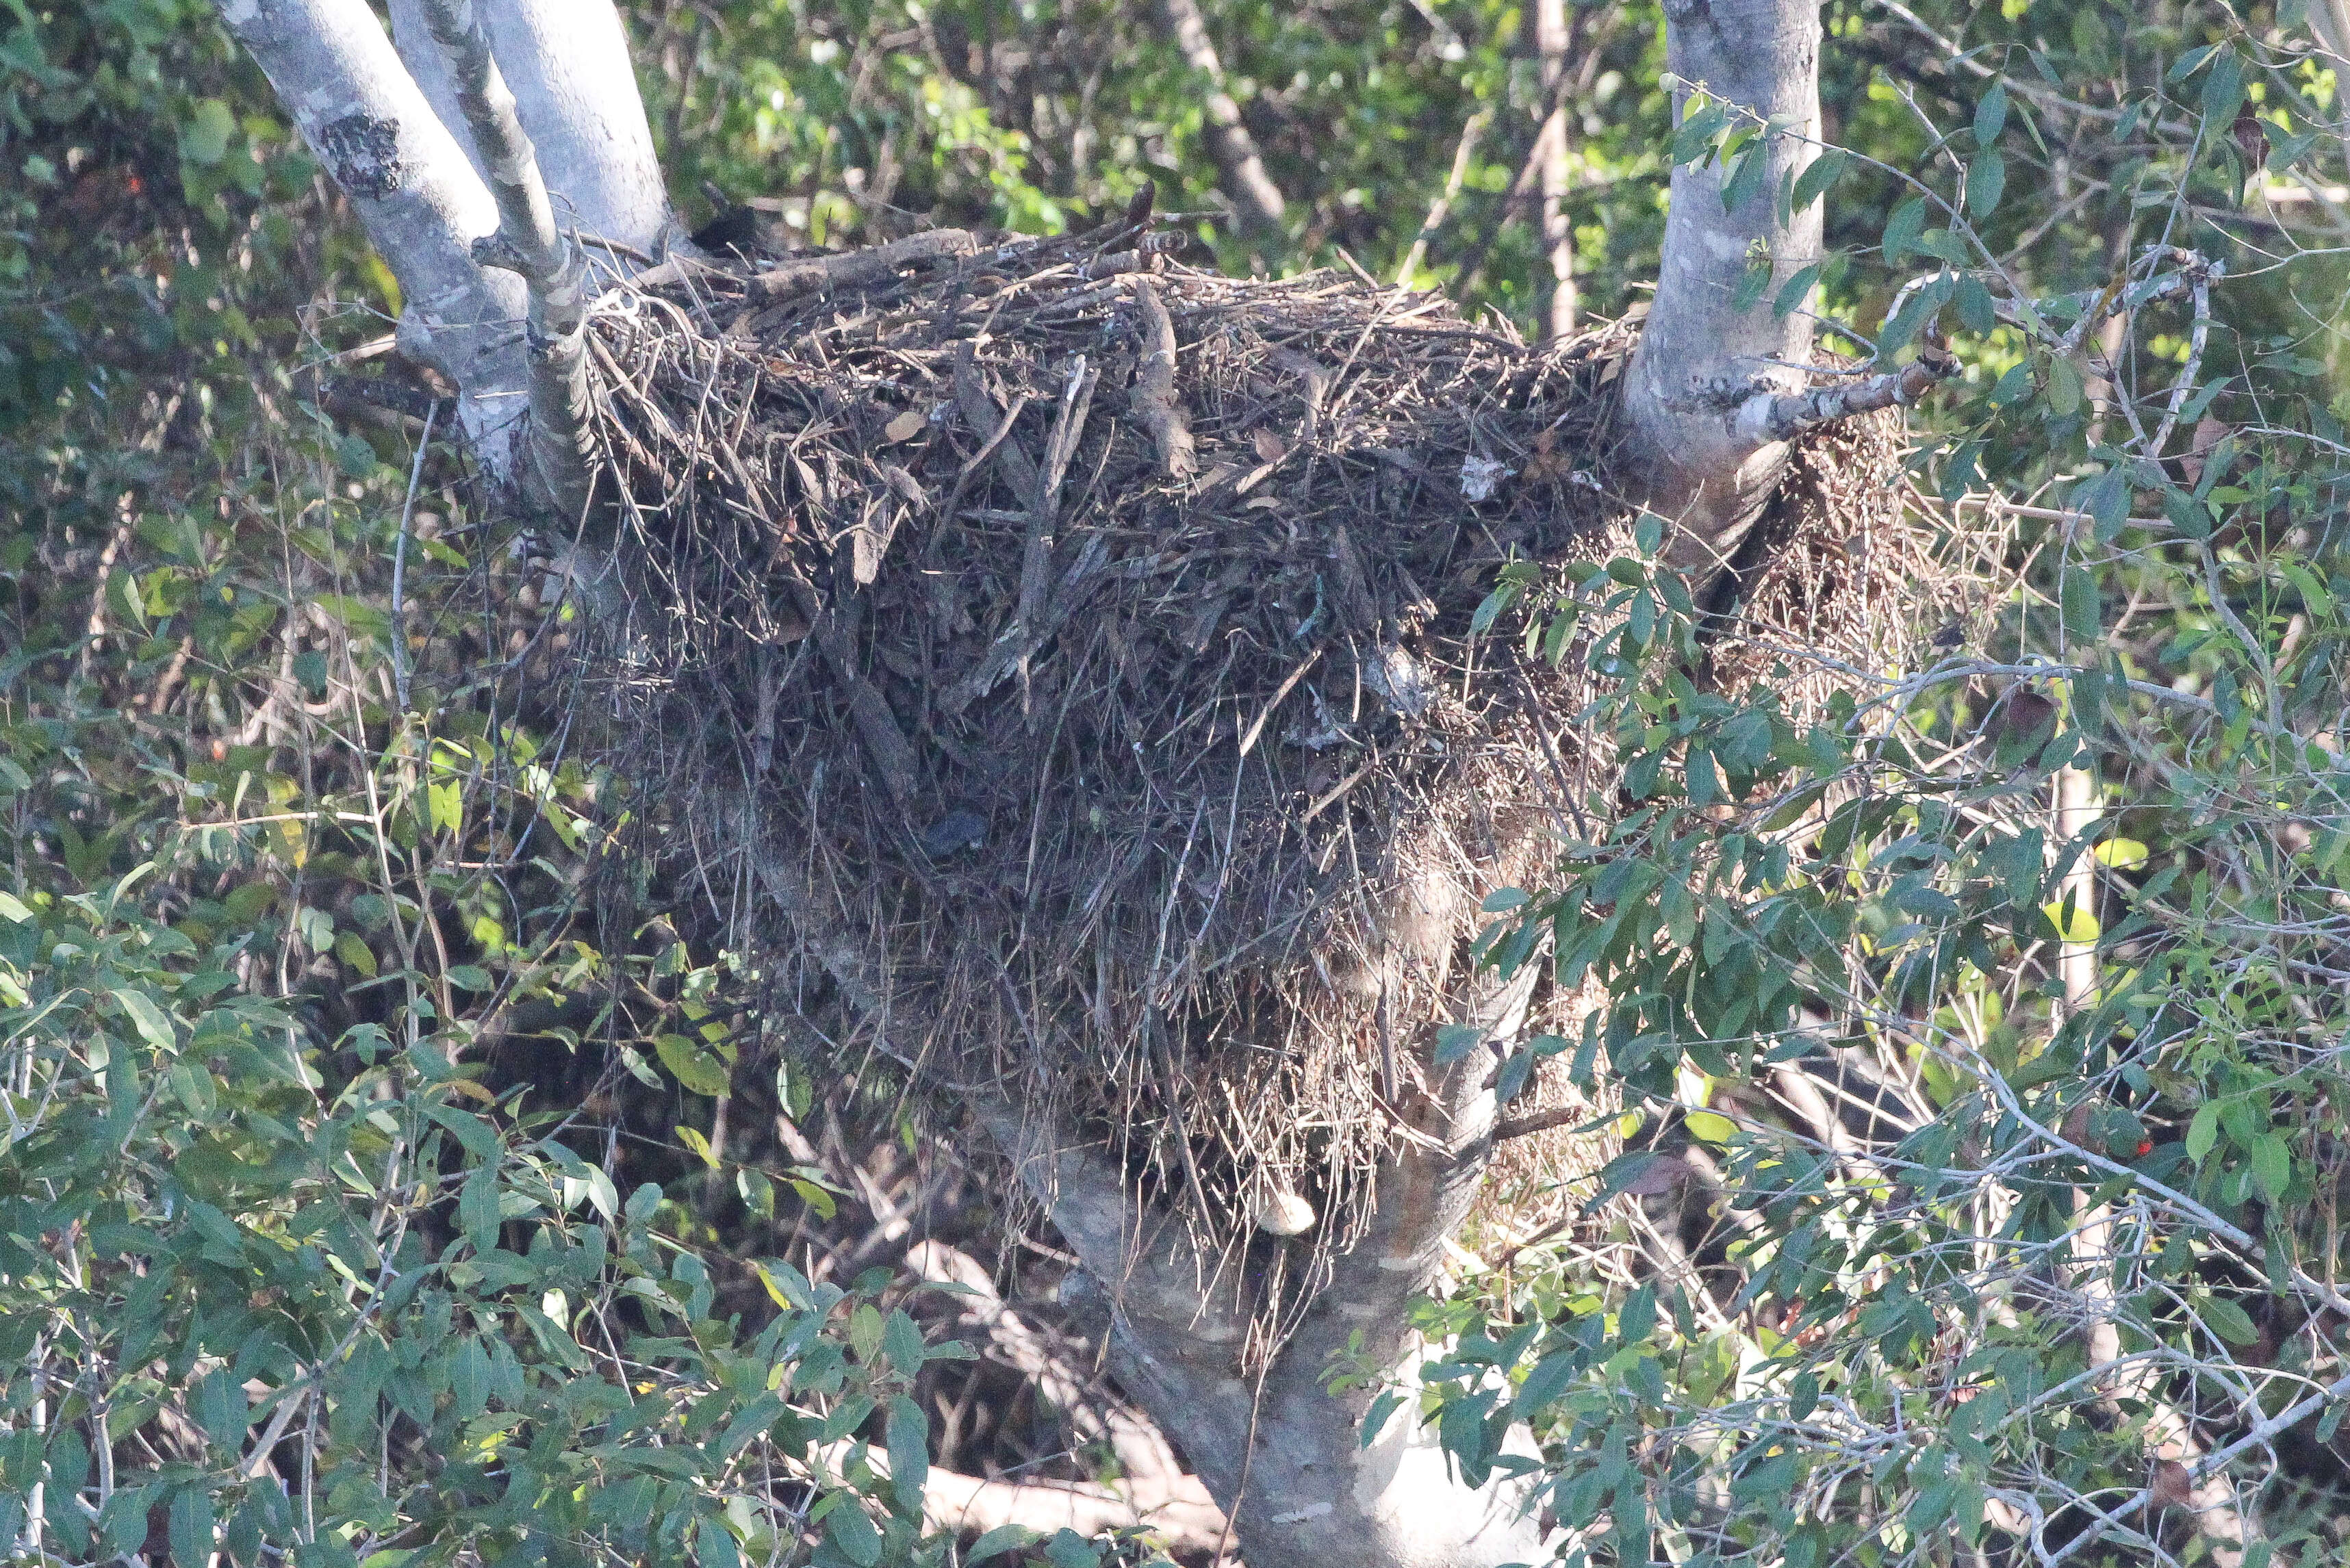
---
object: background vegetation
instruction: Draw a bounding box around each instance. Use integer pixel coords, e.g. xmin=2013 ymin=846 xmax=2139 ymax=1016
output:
xmin=6 ymin=0 xmax=2350 ymax=1563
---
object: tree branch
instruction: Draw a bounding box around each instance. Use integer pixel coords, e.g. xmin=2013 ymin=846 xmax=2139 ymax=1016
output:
xmin=414 ymin=0 xmax=597 ymax=522
xmin=387 ymin=0 xmax=674 ymax=265
xmin=211 ymin=0 xmax=526 ymax=463
xmin=1734 ymin=351 xmax=1960 ymax=442
xmin=905 ymin=1239 xmax=1224 ymax=1522
xmin=1156 ymin=0 xmax=1288 ymax=235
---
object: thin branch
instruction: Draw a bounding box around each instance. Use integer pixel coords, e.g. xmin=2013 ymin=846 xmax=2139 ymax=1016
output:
xmin=416 ymin=0 xmax=597 ymax=522
xmin=1396 ymin=110 xmax=1490 ymax=286
xmin=1735 ymin=351 xmax=1960 ymax=442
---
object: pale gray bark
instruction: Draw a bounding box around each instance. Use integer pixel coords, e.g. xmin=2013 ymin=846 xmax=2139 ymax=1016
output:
xmin=1534 ymin=0 xmax=1576 ymax=340
xmin=1620 ymin=0 xmax=1824 ymax=567
xmin=387 ymin=0 xmax=674 ymax=266
xmin=218 ymin=0 xmax=629 ymax=515
xmin=413 ymin=0 xmax=598 ymax=523
xmin=213 ymin=0 xmax=528 ymax=471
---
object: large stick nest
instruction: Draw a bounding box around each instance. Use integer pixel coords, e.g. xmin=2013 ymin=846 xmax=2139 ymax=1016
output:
xmin=579 ymin=216 xmax=1962 ymax=1279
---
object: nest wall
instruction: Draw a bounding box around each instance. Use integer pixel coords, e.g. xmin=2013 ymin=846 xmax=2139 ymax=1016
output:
xmin=578 ymin=221 xmax=1952 ymax=1278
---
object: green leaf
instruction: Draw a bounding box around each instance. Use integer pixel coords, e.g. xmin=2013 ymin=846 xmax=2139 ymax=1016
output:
xmin=2199 ymin=1294 xmax=2259 ymax=1346
xmin=2251 ymin=1134 xmax=2291 ymax=1201
xmin=460 ymin=1165 xmax=500 ymax=1250
xmin=168 ymin=1488 xmax=216 ymax=1568
xmin=1965 ymin=151 xmax=2005 ymax=217
xmin=654 ymin=1033 xmax=732 ymax=1096
xmin=1620 ymin=1283 xmax=1657 ymax=1344
xmin=1954 ymin=273 xmax=1996 ymax=336
xmin=826 ymin=1500 xmax=882 ymax=1568
xmin=968 ymin=1525 xmax=1040 ymax=1566
xmin=1670 ymin=98 xmax=1729 ymax=166
xmin=181 ymin=98 xmax=236 ymax=165
xmin=1882 ymin=196 xmax=1927 ymax=264
xmin=427 ymin=779 xmax=462 ymax=836
xmin=114 ymin=988 xmax=177 ymax=1053
xmin=1434 ymin=1024 xmax=1485 ymax=1066
xmin=196 ymin=1366 xmax=246 ymax=1448
xmin=1721 ymin=142 xmax=1770 ymax=211
xmin=1973 ymin=83 xmax=2008 ymax=146
xmin=1791 ymin=148 xmax=1847 ymax=213
xmin=2060 ymin=565 xmax=2100 ymax=643
xmin=2202 ymin=48 xmax=2244 ymax=127
xmin=882 ymin=1309 xmax=926 ymax=1378
xmin=886 ymin=1396 xmax=929 ymax=1508
xmin=1773 ymin=260 xmax=1824 ymax=319
xmin=0 ymin=890 xmax=31 ymax=924
xmin=1731 ymin=254 xmax=1774 ymax=313
xmin=2045 ymin=355 xmax=2085 ymax=416
xmin=1788 ymin=1371 xmax=1819 ymax=1420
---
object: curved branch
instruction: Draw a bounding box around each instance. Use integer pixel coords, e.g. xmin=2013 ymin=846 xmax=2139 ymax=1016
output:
xmin=414 ymin=0 xmax=596 ymax=522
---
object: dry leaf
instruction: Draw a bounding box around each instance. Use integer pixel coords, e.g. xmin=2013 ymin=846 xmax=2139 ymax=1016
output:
xmin=1524 ymin=428 xmax=1573 ymax=481
xmin=882 ymin=410 xmax=926 ymax=444
xmin=2179 ymin=417 xmax=2232 ymax=485
xmin=1622 ymin=1154 xmax=1696 ymax=1195
xmin=1252 ymin=426 xmax=1288 ymax=462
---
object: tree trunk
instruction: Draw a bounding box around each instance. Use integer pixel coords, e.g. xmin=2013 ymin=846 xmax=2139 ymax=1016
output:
xmin=1533 ymin=0 xmax=1576 ymax=342
xmin=983 ymin=970 xmax=1553 ymax=1568
xmin=214 ymin=0 xmax=526 ymax=470
xmin=386 ymin=0 xmax=673 ymax=264
xmin=1617 ymin=0 xmax=1823 ymax=567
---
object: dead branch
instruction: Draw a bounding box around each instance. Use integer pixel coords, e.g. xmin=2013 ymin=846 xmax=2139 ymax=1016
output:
xmin=1127 ymin=279 xmax=1197 ymax=480
xmin=748 ymin=229 xmax=978 ymax=303
xmin=1741 ymin=352 xmax=1959 ymax=443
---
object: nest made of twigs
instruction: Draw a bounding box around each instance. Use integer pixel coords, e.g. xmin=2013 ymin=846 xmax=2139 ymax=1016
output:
xmin=576 ymin=217 xmax=1964 ymax=1316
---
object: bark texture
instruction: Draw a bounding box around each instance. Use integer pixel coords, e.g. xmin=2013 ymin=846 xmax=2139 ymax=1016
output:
xmin=1533 ymin=0 xmax=1576 ymax=340
xmin=388 ymin=0 xmax=673 ymax=261
xmin=1619 ymin=0 xmax=1824 ymax=567
xmin=214 ymin=0 xmax=526 ymax=467
xmin=414 ymin=0 xmax=598 ymax=522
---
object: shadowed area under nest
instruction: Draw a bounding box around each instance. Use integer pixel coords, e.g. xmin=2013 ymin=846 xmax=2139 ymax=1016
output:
xmin=578 ymin=216 xmax=1954 ymax=1302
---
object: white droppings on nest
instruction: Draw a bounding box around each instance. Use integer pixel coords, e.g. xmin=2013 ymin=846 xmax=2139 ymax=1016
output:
xmin=1251 ymin=1188 xmax=1317 ymax=1236
xmin=1458 ymin=454 xmax=1511 ymax=502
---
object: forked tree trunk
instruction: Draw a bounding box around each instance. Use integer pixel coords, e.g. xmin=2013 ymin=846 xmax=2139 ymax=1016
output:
xmin=219 ymin=2 xmax=1841 ymax=1563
